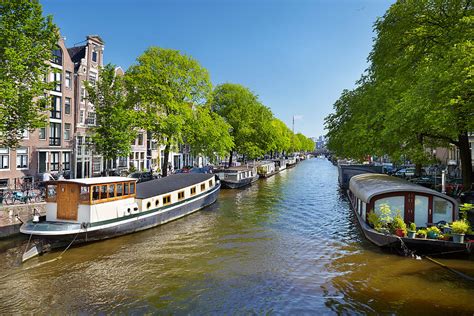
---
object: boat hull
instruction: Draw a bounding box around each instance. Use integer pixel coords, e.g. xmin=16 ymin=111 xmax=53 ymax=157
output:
xmin=220 ymin=175 xmax=258 ymax=189
xmin=20 ymin=183 xmax=221 ymax=246
xmin=350 ymin=196 xmax=471 ymax=257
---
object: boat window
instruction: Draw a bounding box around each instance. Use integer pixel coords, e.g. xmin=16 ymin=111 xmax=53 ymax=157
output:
xmin=190 ymin=186 xmax=196 ymax=195
xmin=374 ymin=196 xmax=405 ymax=220
xmin=130 ymin=182 xmax=135 ymax=195
xmin=201 ymin=183 xmax=206 ymax=191
xmin=209 ymin=179 xmax=213 ymax=187
xmin=147 ymin=201 xmax=151 ymax=209
xmin=178 ymin=191 xmax=185 ymax=200
xmin=414 ymin=195 xmax=429 ymax=227
xmin=100 ymin=185 xmax=108 ymax=199
xmin=433 ymin=197 xmax=453 ymax=223
xmin=108 ymin=184 xmax=115 ymax=198
xmin=124 ymin=182 xmax=130 ymax=196
xmin=358 ymin=199 xmax=362 ymax=215
xmin=80 ymin=186 xmax=90 ymax=203
xmin=361 ymin=202 xmax=366 ymax=221
xmin=155 ymin=199 xmax=159 ymax=207
xmin=163 ymin=195 xmax=171 ymax=205
xmin=92 ymin=186 xmax=100 ymax=201
xmin=116 ymin=183 xmax=123 ymax=197
xmin=46 ymin=184 xmax=57 ymax=202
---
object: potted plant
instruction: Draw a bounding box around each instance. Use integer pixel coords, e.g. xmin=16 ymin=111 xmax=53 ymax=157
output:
xmin=407 ymin=222 xmax=416 ymax=238
xmin=391 ymin=214 xmax=407 ymax=237
xmin=416 ymin=229 xmax=427 ymax=239
xmin=451 ymin=220 xmax=470 ymax=243
xmin=426 ymin=226 xmax=441 ymax=239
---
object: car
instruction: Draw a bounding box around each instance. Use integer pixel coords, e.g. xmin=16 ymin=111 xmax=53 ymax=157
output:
xmin=460 ymin=191 xmax=474 ymax=204
xmin=394 ymin=167 xmax=416 ymax=178
xmin=127 ymin=171 xmax=155 ymax=183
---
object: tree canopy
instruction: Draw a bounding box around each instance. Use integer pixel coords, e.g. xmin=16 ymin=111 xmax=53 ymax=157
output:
xmin=0 ymin=0 xmax=58 ymax=148
xmin=325 ymin=0 xmax=473 ymax=188
xmin=86 ymin=64 xmax=138 ymax=163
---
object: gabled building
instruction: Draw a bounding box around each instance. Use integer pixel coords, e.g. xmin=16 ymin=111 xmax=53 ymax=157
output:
xmin=0 ymin=36 xmax=75 ymax=188
xmin=67 ymin=35 xmax=104 ymax=178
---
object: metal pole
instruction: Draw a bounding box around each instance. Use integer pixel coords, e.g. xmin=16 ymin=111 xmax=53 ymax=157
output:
xmin=441 ymin=170 xmax=446 ymax=194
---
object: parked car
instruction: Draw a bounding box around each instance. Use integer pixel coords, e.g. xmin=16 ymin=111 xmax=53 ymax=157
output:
xmin=460 ymin=191 xmax=474 ymax=204
xmin=394 ymin=167 xmax=416 ymax=178
xmin=127 ymin=171 xmax=155 ymax=183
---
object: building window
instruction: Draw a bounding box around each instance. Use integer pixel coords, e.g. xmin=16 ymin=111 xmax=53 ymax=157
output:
xmin=22 ymin=130 xmax=29 ymax=139
xmin=80 ymin=86 xmax=86 ymax=102
xmin=140 ymin=152 xmax=145 ymax=160
xmin=86 ymin=112 xmax=96 ymax=126
xmin=162 ymin=195 xmax=171 ymax=205
xmin=64 ymin=123 xmax=71 ymax=141
xmin=65 ymin=98 xmax=71 ymax=114
xmin=16 ymin=148 xmax=28 ymax=169
xmin=50 ymin=96 xmax=61 ymax=119
xmin=138 ymin=133 xmax=143 ymax=146
xmin=39 ymin=127 xmax=46 ymax=140
xmin=62 ymin=152 xmax=70 ymax=170
xmin=49 ymin=122 xmax=61 ymax=146
xmin=50 ymin=152 xmax=60 ymax=171
xmin=52 ymin=72 xmax=61 ymax=92
xmin=92 ymin=46 xmax=98 ymax=62
xmin=178 ymin=191 xmax=185 ymax=200
xmin=0 ymin=148 xmax=9 ymax=170
xmin=88 ymin=73 xmax=97 ymax=86
xmin=80 ymin=110 xmax=85 ymax=124
xmin=51 ymin=46 xmax=62 ymax=65
xmin=65 ymin=71 xmax=72 ymax=89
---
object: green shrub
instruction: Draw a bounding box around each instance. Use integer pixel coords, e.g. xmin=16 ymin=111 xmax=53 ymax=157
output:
xmin=409 ymin=222 xmax=416 ymax=232
xmin=451 ymin=220 xmax=470 ymax=234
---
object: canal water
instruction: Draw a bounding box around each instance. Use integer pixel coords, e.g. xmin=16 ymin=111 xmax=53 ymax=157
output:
xmin=0 ymin=159 xmax=473 ymax=314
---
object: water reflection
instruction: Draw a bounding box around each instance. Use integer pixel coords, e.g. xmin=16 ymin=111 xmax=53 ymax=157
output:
xmin=0 ymin=159 xmax=472 ymax=314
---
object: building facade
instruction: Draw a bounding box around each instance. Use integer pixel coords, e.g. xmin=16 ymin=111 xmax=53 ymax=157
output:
xmin=0 ymin=36 xmax=75 ymax=188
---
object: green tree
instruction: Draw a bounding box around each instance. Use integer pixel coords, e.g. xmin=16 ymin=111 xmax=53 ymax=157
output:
xmin=126 ymin=47 xmax=212 ymax=176
xmin=184 ymin=105 xmax=234 ymax=163
xmin=269 ymin=118 xmax=292 ymax=157
xmin=86 ymin=64 xmax=138 ymax=168
xmin=0 ymin=0 xmax=58 ymax=148
xmin=325 ymin=0 xmax=473 ymax=188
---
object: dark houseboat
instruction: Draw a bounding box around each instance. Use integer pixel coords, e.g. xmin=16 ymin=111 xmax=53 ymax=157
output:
xmin=213 ymin=166 xmax=259 ymax=189
xmin=348 ymin=173 xmax=471 ymax=256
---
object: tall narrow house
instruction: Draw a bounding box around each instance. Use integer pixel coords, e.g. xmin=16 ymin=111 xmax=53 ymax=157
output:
xmin=68 ymin=35 xmax=104 ymax=178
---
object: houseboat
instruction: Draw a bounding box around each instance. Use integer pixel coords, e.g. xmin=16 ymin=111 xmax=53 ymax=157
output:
xmin=273 ymin=158 xmax=287 ymax=172
xmin=256 ymin=161 xmax=277 ymax=178
xmin=286 ymin=157 xmax=297 ymax=169
xmin=338 ymin=163 xmax=383 ymax=189
xmin=348 ymin=173 xmax=471 ymax=256
xmin=213 ymin=166 xmax=258 ymax=189
xmin=20 ymin=174 xmax=220 ymax=258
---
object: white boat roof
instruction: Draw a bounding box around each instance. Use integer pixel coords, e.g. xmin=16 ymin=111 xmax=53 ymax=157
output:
xmin=53 ymin=176 xmax=136 ymax=185
xmin=349 ymin=173 xmax=458 ymax=206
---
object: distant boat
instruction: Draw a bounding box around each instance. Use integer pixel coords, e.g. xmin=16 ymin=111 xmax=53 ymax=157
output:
xmin=348 ymin=173 xmax=472 ymax=257
xmin=286 ymin=157 xmax=297 ymax=169
xmin=338 ymin=163 xmax=383 ymax=189
xmin=256 ymin=161 xmax=278 ymax=178
xmin=272 ymin=158 xmax=287 ymax=172
xmin=213 ymin=166 xmax=259 ymax=189
xmin=20 ymin=174 xmax=220 ymax=259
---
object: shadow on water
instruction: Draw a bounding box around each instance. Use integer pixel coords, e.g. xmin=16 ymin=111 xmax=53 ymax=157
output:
xmin=0 ymin=158 xmax=472 ymax=314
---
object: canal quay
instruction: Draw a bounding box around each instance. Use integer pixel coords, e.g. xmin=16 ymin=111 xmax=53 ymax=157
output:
xmin=0 ymin=159 xmax=473 ymax=314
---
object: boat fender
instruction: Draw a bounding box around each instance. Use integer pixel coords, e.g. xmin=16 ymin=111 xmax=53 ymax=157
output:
xmin=81 ymin=222 xmax=90 ymax=229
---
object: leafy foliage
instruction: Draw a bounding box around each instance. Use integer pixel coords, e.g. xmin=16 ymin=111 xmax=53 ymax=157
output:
xmin=0 ymin=0 xmax=58 ymax=147
xmin=86 ymin=64 xmax=138 ymax=161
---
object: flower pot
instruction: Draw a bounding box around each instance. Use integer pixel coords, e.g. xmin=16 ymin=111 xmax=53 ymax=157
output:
xmin=452 ymin=233 xmax=465 ymax=243
xmin=427 ymin=231 xmax=439 ymax=239
xmin=407 ymin=231 xmax=416 ymax=239
xmin=395 ymin=228 xmax=406 ymax=237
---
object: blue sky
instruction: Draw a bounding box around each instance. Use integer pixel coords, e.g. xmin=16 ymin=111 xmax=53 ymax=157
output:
xmin=41 ymin=0 xmax=393 ymax=138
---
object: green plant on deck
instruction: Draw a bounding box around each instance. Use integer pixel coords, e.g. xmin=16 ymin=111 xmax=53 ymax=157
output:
xmin=391 ymin=214 xmax=407 ymax=235
xmin=416 ymin=229 xmax=427 ymax=238
xmin=408 ymin=222 xmax=416 ymax=232
xmin=459 ymin=203 xmax=473 ymax=221
xmin=426 ymin=226 xmax=441 ymax=238
xmin=377 ymin=203 xmax=395 ymax=227
xmin=368 ymin=212 xmax=382 ymax=231
xmin=451 ymin=220 xmax=470 ymax=235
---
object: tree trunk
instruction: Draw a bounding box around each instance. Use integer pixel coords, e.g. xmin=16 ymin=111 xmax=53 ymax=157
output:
xmin=228 ymin=150 xmax=233 ymax=168
xmin=415 ymin=134 xmax=423 ymax=177
xmin=162 ymin=143 xmax=170 ymax=177
xmin=458 ymin=132 xmax=473 ymax=191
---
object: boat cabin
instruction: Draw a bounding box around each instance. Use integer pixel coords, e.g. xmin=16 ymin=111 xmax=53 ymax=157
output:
xmin=349 ymin=174 xmax=459 ymax=228
xmin=214 ymin=166 xmax=257 ymax=182
xmin=45 ymin=177 xmax=137 ymax=224
xmin=256 ymin=161 xmax=276 ymax=176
